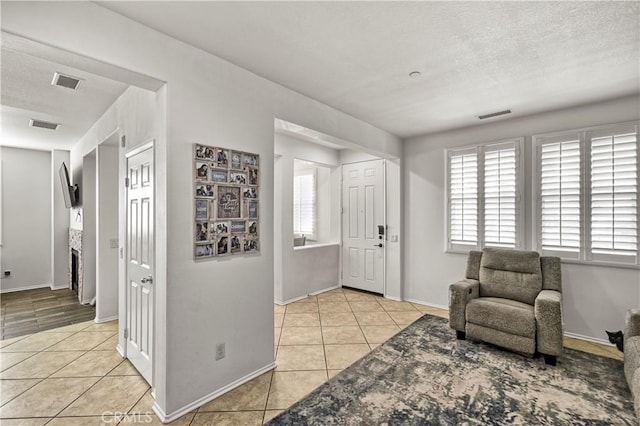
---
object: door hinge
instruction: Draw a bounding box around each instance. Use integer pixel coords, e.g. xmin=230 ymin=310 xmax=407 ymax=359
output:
xmin=125 ymin=177 xmax=130 ymax=188
xmin=124 ymin=328 xmax=128 ymax=339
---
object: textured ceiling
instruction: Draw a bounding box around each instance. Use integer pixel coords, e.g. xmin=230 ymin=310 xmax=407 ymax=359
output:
xmin=0 ymin=48 xmax=128 ymax=151
xmin=98 ymin=1 xmax=639 ymax=138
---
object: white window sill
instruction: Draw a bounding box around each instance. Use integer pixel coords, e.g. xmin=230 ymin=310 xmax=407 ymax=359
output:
xmin=445 ymin=250 xmax=639 ymax=270
xmin=294 ymin=242 xmax=340 ymax=251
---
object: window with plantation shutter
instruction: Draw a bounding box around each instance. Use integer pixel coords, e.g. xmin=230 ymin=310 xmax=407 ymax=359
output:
xmin=535 ymin=122 xmax=639 ymax=266
xmin=293 ymin=168 xmax=316 ymax=240
xmin=538 ymin=136 xmax=581 ymax=257
xmin=447 ymin=139 xmax=524 ymax=252
xmin=448 ymin=150 xmax=478 ymax=249
xmin=484 ymin=143 xmax=519 ymax=248
xmin=589 ymin=127 xmax=638 ymax=262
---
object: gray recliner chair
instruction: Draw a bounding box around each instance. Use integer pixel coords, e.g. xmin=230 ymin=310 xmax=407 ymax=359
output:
xmin=449 ymin=248 xmax=563 ymax=365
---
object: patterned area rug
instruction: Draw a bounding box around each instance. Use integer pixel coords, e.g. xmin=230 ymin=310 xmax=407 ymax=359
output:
xmin=268 ymin=314 xmax=634 ymax=425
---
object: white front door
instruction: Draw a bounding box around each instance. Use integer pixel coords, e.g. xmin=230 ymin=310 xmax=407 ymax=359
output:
xmin=125 ymin=144 xmax=154 ymax=384
xmin=342 ymin=159 xmax=385 ymax=294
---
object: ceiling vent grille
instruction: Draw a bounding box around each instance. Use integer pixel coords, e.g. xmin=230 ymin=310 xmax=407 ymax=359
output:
xmin=29 ymin=119 xmax=59 ymax=130
xmin=51 ymin=72 xmax=82 ymax=90
xmin=478 ymin=109 xmax=512 ymax=120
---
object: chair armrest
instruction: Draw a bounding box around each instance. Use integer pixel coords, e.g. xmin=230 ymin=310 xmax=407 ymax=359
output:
xmin=448 ymin=279 xmax=479 ymax=331
xmin=625 ymin=309 xmax=640 ymax=342
xmin=535 ymin=290 xmax=563 ymax=356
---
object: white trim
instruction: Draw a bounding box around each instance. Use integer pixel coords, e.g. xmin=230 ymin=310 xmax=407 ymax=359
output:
xmin=533 ymin=121 xmax=640 ymax=266
xmin=274 ymin=294 xmax=309 ymax=305
xmin=116 ymin=344 xmax=125 ymax=358
xmin=0 ymin=283 xmax=51 ymax=293
xmin=404 ymin=298 xmax=449 ymax=311
xmin=154 ymin=362 xmax=277 ymax=423
xmin=50 ymin=284 xmax=70 ymax=291
xmin=294 ymin=242 xmax=340 ymax=250
xmin=94 ymin=314 xmax=118 ymax=324
xmin=383 ymin=294 xmax=402 ymax=302
xmin=445 ymin=138 xmax=525 ymax=252
xmin=309 ymin=285 xmax=341 ymax=296
xmin=274 ymin=285 xmax=342 ymax=305
xmin=563 ymin=331 xmax=616 ymax=347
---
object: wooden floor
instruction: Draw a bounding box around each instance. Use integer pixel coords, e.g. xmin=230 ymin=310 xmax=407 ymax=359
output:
xmin=0 ymin=287 xmax=95 ymax=339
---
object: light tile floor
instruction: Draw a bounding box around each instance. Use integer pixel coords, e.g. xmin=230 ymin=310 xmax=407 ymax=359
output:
xmin=0 ymin=287 xmax=623 ymax=425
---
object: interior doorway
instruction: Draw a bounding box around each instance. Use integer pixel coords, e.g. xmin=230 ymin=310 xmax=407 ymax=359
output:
xmin=124 ymin=141 xmax=155 ymax=385
xmin=341 ymin=159 xmax=386 ymax=294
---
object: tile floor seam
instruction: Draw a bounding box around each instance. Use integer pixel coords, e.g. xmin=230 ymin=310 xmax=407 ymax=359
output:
xmin=262 ymin=370 xmax=276 ymax=424
xmin=127 ymin=388 xmax=153 ymax=416
xmin=47 ymin=373 xmax=107 ymax=419
xmin=318 ymin=301 xmax=330 ymax=379
xmin=0 ymin=377 xmax=45 ymax=409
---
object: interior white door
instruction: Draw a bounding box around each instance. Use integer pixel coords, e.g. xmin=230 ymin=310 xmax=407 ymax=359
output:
xmin=125 ymin=144 xmax=154 ymax=384
xmin=342 ymin=159 xmax=385 ymax=294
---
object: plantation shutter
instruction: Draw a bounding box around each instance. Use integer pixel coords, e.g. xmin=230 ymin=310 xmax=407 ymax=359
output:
xmin=293 ymin=170 xmax=316 ymax=238
xmin=589 ymin=125 xmax=638 ymax=261
xmin=449 ymin=149 xmax=478 ymax=248
xmin=539 ymin=135 xmax=581 ymax=255
xmin=484 ymin=143 xmax=519 ymax=248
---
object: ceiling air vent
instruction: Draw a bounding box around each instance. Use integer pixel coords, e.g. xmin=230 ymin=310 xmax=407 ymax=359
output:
xmin=29 ymin=119 xmax=59 ymax=130
xmin=478 ymin=109 xmax=512 ymax=120
xmin=51 ymin=72 xmax=83 ymax=90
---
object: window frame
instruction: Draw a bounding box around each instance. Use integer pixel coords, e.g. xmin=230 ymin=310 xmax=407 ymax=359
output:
xmin=293 ymin=165 xmax=318 ymax=241
xmin=445 ymin=137 xmax=525 ymax=253
xmin=533 ymin=121 xmax=640 ymax=268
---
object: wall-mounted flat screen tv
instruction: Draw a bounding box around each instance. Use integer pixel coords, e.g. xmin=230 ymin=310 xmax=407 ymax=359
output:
xmin=59 ymin=162 xmax=78 ymax=208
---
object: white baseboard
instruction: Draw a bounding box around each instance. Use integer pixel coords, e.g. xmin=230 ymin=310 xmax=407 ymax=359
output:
xmin=116 ymin=344 xmax=125 ymax=358
xmin=309 ymin=285 xmax=341 ymax=295
xmin=95 ymin=315 xmax=118 ymax=324
xmin=563 ymin=331 xmax=613 ymax=347
xmin=405 ymin=298 xmax=449 ymax=310
xmin=384 ymin=295 xmax=402 ymax=302
xmin=275 ymin=294 xmax=308 ymax=305
xmin=154 ymin=362 xmax=277 ymax=423
xmin=275 ymin=285 xmax=341 ymax=305
xmin=50 ymin=284 xmax=70 ymax=291
xmin=0 ymin=283 xmax=51 ymax=294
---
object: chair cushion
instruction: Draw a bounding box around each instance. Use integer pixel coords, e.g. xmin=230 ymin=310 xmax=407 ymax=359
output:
xmin=466 ymin=297 xmax=535 ymax=338
xmin=479 ymin=248 xmax=542 ymax=305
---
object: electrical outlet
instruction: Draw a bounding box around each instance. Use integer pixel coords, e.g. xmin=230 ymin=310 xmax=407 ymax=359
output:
xmin=4 ymin=270 xmax=10 ymax=277
xmin=109 ymin=238 xmax=119 ymax=248
xmin=390 ymin=235 xmax=399 ymax=242
xmin=215 ymin=343 xmax=226 ymax=360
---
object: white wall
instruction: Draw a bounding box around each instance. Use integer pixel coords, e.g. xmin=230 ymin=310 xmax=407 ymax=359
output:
xmin=2 ymin=2 xmax=401 ymax=419
xmin=404 ymin=94 xmax=640 ymax=341
xmin=0 ymin=147 xmax=52 ymax=292
xmin=51 ymin=150 xmax=70 ymax=289
xmin=68 ymin=84 xmax=162 ymax=361
xmin=82 ymin=149 xmax=97 ymax=304
xmin=96 ymin=142 xmax=119 ymax=321
xmin=338 ymin=149 xmax=403 ymax=299
xmin=274 ymin=133 xmax=341 ymax=302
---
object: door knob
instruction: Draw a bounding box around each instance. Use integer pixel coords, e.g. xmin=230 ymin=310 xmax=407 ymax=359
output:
xmin=141 ymin=275 xmax=153 ymax=284
xmin=373 ymin=243 xmax=383 ymax=248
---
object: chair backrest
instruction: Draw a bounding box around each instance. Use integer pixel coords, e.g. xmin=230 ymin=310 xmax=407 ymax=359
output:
xmin=477 ymin=248 xmax=542 ymax=305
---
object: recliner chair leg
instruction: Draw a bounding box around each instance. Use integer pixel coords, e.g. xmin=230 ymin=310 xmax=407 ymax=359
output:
xmin=543 ymin=355 xmax=557 ymax=366
xmin=456 ymin=331 xmax=466 ymax=340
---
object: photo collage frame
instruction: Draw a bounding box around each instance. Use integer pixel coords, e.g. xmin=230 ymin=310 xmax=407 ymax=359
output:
xmin=193 ymin=144 xmax=260 ymax=259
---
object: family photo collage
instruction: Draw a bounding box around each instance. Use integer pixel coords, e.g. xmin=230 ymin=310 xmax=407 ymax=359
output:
xmin=193 ymin=144 xmax=260 ymax=259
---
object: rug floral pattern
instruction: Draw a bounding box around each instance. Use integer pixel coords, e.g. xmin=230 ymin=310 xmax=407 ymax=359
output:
xmin=268 ymin=314 xmax=634 ymax=425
